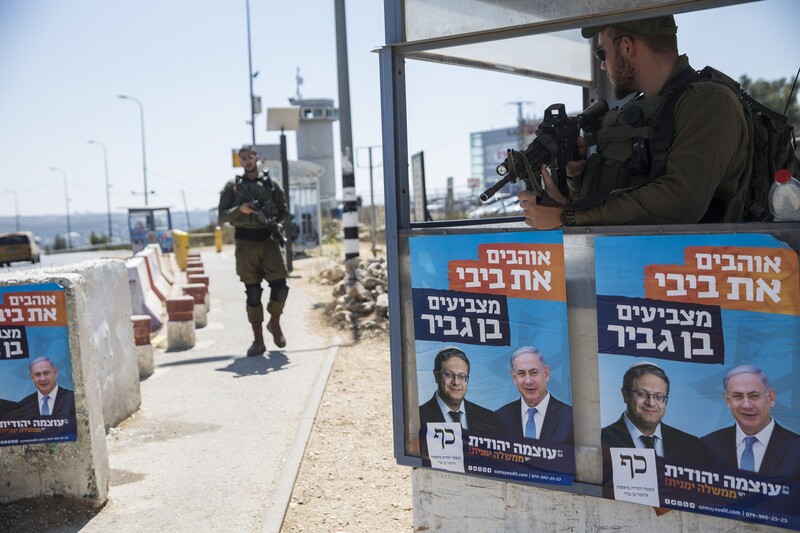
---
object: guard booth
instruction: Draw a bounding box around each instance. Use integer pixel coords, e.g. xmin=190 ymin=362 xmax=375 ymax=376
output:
xmin=380 ymin=1 xmax=800 ymax=531
xmin=127 ymin=207 xmax=174 ymax=254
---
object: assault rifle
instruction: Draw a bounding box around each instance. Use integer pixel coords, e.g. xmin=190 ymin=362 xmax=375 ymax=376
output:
xmin=247 ymin=199 xmax=287 ymax=247
xmin=480 ymin=99 xmax=608 ymax=206
xmin=236 ymin=176 xmax=287 ymax=247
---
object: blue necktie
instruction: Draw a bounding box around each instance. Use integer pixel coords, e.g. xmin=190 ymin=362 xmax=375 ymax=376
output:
xmin=524 ymin=407 xmax=538 ymax=439
xmin=41 ymin=395 xmax=51 ymax=416
xmin=740 ymin=435 xmax=757 ymax=472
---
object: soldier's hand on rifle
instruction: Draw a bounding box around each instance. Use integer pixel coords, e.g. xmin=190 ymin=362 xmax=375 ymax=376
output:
xmin=239 ymin=202 xmax=257 ymax=215
xmin=566 ymin=136 xmax=588 ymax=177
xmin=519 ymin=164 xmax=567 ymax=230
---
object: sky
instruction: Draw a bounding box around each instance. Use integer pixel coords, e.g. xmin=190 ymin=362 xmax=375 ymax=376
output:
xmin=0 ymin=0 xmax=798 ymax=229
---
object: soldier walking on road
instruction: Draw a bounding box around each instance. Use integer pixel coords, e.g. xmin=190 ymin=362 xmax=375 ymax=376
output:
xmin=218 ymin=146 xmax=289 ymax=356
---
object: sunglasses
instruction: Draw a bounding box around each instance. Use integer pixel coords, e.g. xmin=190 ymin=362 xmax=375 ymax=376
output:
xmin=593 ymin=36 xmax=624 ymax=62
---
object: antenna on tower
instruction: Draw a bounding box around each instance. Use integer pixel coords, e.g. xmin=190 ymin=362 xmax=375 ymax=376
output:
xmin=295 ymin=67 xmax=304 ymax=101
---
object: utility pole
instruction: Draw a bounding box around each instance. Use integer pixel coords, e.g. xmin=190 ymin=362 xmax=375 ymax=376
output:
xmin=335 ymin=0 xmax=359 ymax=261
xmin=507 ymin=101 xmax=535 ymax=150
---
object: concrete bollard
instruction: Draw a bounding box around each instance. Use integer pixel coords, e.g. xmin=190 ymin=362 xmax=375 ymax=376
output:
xmin=187 ymin=274 xmax=210 ymax=311
xmin=185 ymin=266 xmax=205 ymax=277
xmin=166 ymin=296 xmax=195 ymax=351
xmin=131 ymin=315 xmax=154 ymax=378
xmin=182 ymin=283 xmax=208 ymax=328
xmin=214 ymin=226 xmax=223 ymax=252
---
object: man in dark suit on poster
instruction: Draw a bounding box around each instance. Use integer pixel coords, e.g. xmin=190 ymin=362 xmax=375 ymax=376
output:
xmin=16 ymin=357 xmax=75 ymax=418
xmin=494 ymin=346 xmax=573 ymax=444
xmin=602 ymin=361 xmax=707 ymax=463
xmin=0 ymin=396 xmax=18 ymax=419
xmin=702 ymin=365 xmax=800 ymax=481
xmin=419 ymin=346 xmax=499 ymax=434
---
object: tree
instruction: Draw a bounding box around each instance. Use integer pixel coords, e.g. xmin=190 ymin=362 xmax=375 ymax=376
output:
xmin=52 ymin=234 xmax=67 ymax=250
xmin=89 ymin=231 xmax=108 ymax=245
xmin=740 ymin=72 xmax=800 ymax=126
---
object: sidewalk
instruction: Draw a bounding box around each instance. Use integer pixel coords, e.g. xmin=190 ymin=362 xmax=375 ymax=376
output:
xmin=74 ymin=248 xmax=337 ymax=532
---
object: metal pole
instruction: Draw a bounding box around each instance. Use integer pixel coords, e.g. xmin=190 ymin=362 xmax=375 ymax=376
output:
xmin=280 ymin=129 xmax=293 ymax=272
xmin=50 ymin=167 xmax=72 ymax=249
xmin=356 ymin=145 xmax=381 ymax=257
xmin=246 ymin=0 xmax=256 ymax=145
xmin=368 ymin=147 xmax=376 ymax=257
xmin=118 ymin=95 xmax=149 ymax=206
xmin=4 ymin=189 xmax=20 ymax=231
xmin=335 ymin=0 xmax=359 ymax=261
xmin=88 ymin=140 xmax=113 ymax=241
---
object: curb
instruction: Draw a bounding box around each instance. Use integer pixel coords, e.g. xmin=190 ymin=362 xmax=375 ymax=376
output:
xmin=260 ymin=336 xmax=341 ymax=533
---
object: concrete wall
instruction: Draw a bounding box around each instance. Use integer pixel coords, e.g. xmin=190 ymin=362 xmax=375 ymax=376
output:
xmin=0 ymin=259 xmax=142 ymax=505
xmin=413 ymin=469 xmax=787 ymax=533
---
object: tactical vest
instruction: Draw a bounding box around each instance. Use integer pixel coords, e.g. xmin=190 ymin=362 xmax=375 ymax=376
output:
xmin=578 ymin=89 xmax=678 ymax=205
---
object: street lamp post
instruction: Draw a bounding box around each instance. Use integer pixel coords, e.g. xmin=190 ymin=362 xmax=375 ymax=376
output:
xmin=245 ymin=0 xmax=257 ymax=145
xmin=88 ymin=140 xmax=113 ymax=241
xmin=117 ymin=94 xmax=150 ymax=206
xmin=3 ymin=189 xmax=20 ymax=231
xmin=50 ymin=167 xmax=72 ymax=249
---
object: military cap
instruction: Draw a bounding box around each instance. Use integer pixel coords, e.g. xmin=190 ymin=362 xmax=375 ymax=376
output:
xmin=581 ymin=15 xmax=677 ymax=39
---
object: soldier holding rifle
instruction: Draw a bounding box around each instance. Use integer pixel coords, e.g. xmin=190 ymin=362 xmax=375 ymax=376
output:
xmin=218 ymin=146 xmax=289 ymax=356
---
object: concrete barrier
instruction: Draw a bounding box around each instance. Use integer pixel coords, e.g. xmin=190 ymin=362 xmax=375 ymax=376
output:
xmin=0 ymin=259 xmax=142 ymax=506
xmin=172 ymin=229 xmax=189 ymax=271
xmin=166 ymin=296 xmax=195 ymax=351
xmin=137 ymin=247 xmax=170 ymax=302
xmin=146 ymin=243 xmax=175 ymax=285
xmin=126 ymin=257 xmax=163 ymax=331
xmin=131 ymin=315 xmax=154 ymax=378
xmin=44 ymin=260 xmax=142 ymax=430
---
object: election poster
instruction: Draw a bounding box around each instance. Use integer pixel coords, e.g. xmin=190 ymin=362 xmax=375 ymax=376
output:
xmin=410 ymin=231 xmax=574 ymax=486
xmin=0 ymin=283 xmax=78 ymax=446
xmin=596 ymin=234 xmax=800 ymax=530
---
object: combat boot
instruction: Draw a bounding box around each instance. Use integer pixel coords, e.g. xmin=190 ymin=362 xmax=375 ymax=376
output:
xmin=266 ymin=314 xmax=286 ymax=348
xmin=247 ymin=322 xmax=266 ymax=356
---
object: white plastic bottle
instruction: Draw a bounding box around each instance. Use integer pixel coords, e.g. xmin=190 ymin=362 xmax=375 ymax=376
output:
xmin=768 ymin=169 xmax=800 ymax=221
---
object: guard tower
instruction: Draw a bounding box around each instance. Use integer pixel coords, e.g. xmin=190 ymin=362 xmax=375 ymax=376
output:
xmin=289 ymin=95 xmax=339 ymax=215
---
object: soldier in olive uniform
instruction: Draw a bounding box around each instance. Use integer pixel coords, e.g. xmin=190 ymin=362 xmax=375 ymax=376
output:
xmin=218 ymin=146 xmax=289 ymax=356
xmin=519 ymin=15 xmax=748 ymax=228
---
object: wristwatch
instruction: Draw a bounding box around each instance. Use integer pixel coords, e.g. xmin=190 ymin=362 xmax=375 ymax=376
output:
xmin=561 ymin=210 xmax=577 ymax=227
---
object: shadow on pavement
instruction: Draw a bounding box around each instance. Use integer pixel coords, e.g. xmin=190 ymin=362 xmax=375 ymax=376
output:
xmin=158 ymin=355 xmax=234 ymax=367
xmin=215 ymin=352 xmax=290 ymax=378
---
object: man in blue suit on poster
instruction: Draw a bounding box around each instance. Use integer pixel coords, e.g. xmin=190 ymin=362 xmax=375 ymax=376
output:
xmin=16 ymin=357 xmax=75 ymax=419
xmin=494 ymin=346 xmax=573 ymax=444
xmin=419 ymin=346 xmax=499 ymax=434
xmin=702 ymin=365 xmax=800 ymax=481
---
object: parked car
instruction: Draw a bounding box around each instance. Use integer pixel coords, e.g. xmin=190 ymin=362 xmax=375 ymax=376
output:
xmin=467 ymin=194 xmax=521 ymax=219
xmin=0 ymin=231 xmax=41 ymax=266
